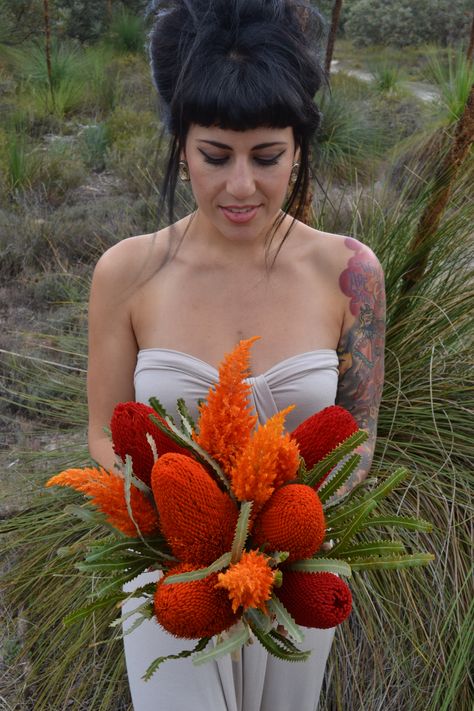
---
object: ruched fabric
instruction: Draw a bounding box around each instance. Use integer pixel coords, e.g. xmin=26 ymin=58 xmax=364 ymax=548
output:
xmin=123 ymin=348 xmax=339 ymax=711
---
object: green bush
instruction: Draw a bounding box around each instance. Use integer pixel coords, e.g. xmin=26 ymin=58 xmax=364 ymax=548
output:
xmin=346 ymin=0 xmax=472 ymax=47
xmin=313 ymin=87 xmax=382 ymax=180
xmin=107 ymin=7 xmax=146 ymax=54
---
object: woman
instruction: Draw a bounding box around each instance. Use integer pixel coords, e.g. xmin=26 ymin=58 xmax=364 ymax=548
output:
xmin=87 ymin=1 xmax=385 ymax=709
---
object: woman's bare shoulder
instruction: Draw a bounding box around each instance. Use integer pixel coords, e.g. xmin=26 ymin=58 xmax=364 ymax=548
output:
xmin=295 ymin=222 xmax=382 ymax=276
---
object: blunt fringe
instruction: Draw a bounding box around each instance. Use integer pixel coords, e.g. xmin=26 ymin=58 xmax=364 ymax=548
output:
xmin=146 ymin=0 xmax=326 ymax=261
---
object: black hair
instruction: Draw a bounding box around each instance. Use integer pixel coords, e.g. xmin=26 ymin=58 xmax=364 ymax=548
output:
xmin=147 ymin=0 xmax=326 ymax=261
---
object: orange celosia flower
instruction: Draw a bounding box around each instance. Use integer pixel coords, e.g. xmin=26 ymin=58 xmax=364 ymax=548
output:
xmin=151 ymin=453 xmax=238 ymax=565
xmin=46 ymin=468 xmax=160 ymax=537
xmin=216 ymin=550 xmax=276 ymax=614
xmin=230 ymin=407 xmax=299 ymax=509
xmin=154 ymin=563 xmax=239 ymax=639
xmin=252 ymin=484 xmax=326 ymax=562
xmin=194 ymin=338 xmax=258 ymax=474
xmin=276 ymin=571 xmax=352 ymax=629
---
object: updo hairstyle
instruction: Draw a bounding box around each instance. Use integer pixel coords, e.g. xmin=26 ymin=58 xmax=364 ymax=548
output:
xmin=147 ymin=0 xmax=325 ymax=252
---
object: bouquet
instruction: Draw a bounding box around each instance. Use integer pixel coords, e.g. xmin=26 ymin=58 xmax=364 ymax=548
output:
xmin=47 ymin=337 xmax=434 ymax=679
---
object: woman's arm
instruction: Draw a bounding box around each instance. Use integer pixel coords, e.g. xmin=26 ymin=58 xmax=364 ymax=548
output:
xmin=335 ymin=237 xmax=386 ymax=493
xmin=87 ymin=242 xmax=140 ymax=471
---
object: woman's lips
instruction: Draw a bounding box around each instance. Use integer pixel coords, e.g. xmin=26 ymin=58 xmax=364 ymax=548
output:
xmin=220 ymin=205 xmax=261 ymax=224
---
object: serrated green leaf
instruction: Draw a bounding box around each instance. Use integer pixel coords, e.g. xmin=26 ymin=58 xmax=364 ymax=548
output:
xmin=245 ymin=608 xmax=274 ymax=634
xmin=323 ymin=477 xmax=378 ymax=511
xmin=143 ymin=637 xmax=210 ymax=680
xmin=288 ymin=558 xmax=352 ymax=576
xmin=148 ymin=396 xmax=173 ymax=424
xmin=349 ymin=552 xmax=435 ymax=571
xmin=303 ymin=430 xmax=368 ymax=488
xmin=251 ymin=625 xmax=310 ymax=662
xmin=92 ymin=563 xmax=150 ymax=599
xmin=325 ymin=468 xmax=409 ymax=529
xmin=164 ymin=552 xmax=232 ymax=584
xmin=318 ymin=453 xmax=361 ymax=504
xmin=112 ymin=599 xmax=154 ymax=631
xmin=63 ymin=592 xmax=126 ymax=626
xmin=358 ymin=514 xmax=433 ymax=532
xmin=231 ymin=501 xmax=253 ymax=563
xmin=176 ymin=398 xmax=196 ymax=436
xmin=192 ymin=623 xmax=250 ymax=666
xmin=336 ymin=540 xmax=406 ymax=559
xmin=63 ymin=504 xmax=112 ymax=529
xmin=327 ymin=500 xmax=378 ymax=556
xmin=267 ymin=595 xmax=304 ymax=644
xmin=76 ymin=558 xmax=144 ymax=573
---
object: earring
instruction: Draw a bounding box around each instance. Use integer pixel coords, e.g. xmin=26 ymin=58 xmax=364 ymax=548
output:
xmin=289 ymin=162 xmax=300 ymax=185
xmin=178 ymin=160 xmax=190 ymax=182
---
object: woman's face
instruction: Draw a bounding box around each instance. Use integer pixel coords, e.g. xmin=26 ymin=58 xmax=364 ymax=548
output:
xmin=183 ymin=124 xmax=298 ymax=244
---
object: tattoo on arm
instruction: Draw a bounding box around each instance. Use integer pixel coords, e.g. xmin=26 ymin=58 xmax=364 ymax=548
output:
xmin=336 ymin=238 xmax=386 ymax=493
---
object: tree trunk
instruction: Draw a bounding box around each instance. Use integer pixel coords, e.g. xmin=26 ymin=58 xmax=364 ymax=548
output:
xmin=107 ymin=0 xmax=113 ymax=22
xmin=43 ymin=0 xmax=54 ymax=108
xmin=325 ymin=0 xmax=343 ymax=76
xmin=402 ymin=83 xmax=474 ymax=294
xmin=467 ymin=11 xmax=474 ymax=64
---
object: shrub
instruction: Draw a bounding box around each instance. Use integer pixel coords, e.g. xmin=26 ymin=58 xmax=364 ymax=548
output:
xmin=107 ymin=7 xmax=146 ymax=54
xmin=346 ymin=0 xmax=472 ymax=47
xmin=313 ymin=88 xmax=382 ymax=180
xmin=78 ymin=124 xmax=110 ymax=171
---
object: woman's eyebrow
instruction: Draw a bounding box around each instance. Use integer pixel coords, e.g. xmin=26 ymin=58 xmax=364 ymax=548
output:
xmin=197 ymin=140 xmax=288 ymax=150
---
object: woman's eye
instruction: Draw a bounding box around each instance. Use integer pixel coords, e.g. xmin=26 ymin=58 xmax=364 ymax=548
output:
xmin=202 ymin=154 xmax=228 ymax=165
xmin=199 ymin=150 xmax=285 ymax=167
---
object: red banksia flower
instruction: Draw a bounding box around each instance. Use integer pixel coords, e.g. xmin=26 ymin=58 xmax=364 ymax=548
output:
xmin=252 ymin=484 xmax=326 ymax=562
xmin=154 ymin=564 xmax=239 ymax=639
xmin=276 ymin=571 xmax=352 ymax=628
xmin=290 ymin=406 xmax=359 ymax=489
xmin=110 ymin=402 xmax=188 ymax=486
xmin=194 ymin=338 xmax=258 ymax=474
xmin=151 ymin=453 xmax=238 ymax=565
xmin=46 ymin=468 xmax=160 ymax=537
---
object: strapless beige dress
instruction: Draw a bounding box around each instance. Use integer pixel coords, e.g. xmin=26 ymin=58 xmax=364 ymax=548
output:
xmin=122 ymin=348 xmax=339 ymax=711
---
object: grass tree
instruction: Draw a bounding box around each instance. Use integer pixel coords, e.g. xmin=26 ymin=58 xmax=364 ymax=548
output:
xmin=324 ymin=0 xmax=343 ymax=75
xmin=402 ymin=83 xmax=474 ymax=294
xmin=42 ymin=0 xmax=54 ymax=108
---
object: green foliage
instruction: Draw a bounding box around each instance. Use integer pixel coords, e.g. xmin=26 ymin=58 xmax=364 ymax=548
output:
xmin=345 ymin=0 xmax=473 ymax=47
xmin=313 ymin=87 xmax=382 ymax=180
xmin=107 ymin=7 xmax=146 ymax=54
xmin=425 ymin=48 xmax=474 ymax=123
xmin=368 ymin=60 xmax=402 ymax=93
xmin=79 ymin=123 xmax=111 ymax=171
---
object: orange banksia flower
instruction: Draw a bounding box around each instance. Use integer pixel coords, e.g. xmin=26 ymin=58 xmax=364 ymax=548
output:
xmin=154 ymin=563 xmax=239 ymax=639
xmin=290 ymin=406 xmax=359 ymax=489
xmin=276 ymin=571 xmax=352 ymax=628
xmin=216 ymin=550 xmax=276 ymax=614
xmin=194 ymin=338 xmax=258 ymax=474
xmin=230 ymin=407 xmax=299 ymax=508
xmin=252 ymin=484 xmax=326 ymax=562
xmin=110 ymin=402 xmax=188 ymax=486
xmin=151 ymin=453 xmax=238 ymax=565
xmin=46 ymin=468 xmax=160 ymax=537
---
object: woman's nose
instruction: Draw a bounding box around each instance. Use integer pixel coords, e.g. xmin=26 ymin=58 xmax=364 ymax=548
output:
xmin=226 ymin=159 xmax=256 ymax=199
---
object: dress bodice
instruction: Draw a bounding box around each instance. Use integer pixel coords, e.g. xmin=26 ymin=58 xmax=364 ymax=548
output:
xmin=134 ymin=348 xmax=339 ymax=431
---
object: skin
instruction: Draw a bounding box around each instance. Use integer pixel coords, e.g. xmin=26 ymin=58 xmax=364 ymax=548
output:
xmin=87 ymin=125 xmax=386 ymax=493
